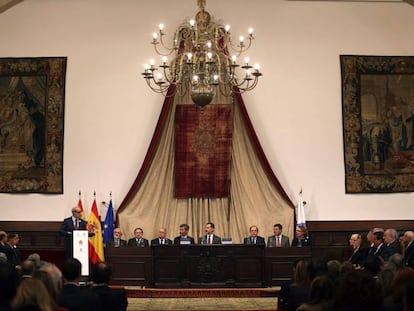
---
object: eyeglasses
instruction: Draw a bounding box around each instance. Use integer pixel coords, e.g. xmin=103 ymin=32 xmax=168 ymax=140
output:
xmin=73 ymin=210 xmax=81 ymax=213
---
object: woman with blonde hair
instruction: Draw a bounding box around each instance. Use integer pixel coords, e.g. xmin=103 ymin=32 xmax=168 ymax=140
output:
xmin=11 ymin=278 xmax=54 ymax=311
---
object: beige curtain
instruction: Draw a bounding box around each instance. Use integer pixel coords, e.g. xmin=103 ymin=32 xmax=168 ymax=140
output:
xmin=117 ymin=93 xmax=294 ymax=243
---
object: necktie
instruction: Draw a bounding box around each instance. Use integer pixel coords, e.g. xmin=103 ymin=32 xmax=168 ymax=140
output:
xmin=277 ymin=236 xmax=281 ymax=247
xmin=74 ymin=219 xmax=79 ymax=230
xmin=137 ymin=238 xmax=141 ymax=246
xmin=161 ymin=239 xmax=164 ymax=245
xmin=208 ymin=235 xmax=211 ymax=244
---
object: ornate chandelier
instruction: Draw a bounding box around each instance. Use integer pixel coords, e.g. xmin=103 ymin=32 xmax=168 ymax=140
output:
xmin=142 ymin=0 xmax=262 ymax=107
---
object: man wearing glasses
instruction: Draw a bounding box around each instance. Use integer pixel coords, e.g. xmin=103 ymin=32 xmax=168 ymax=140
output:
xmin=60 ymin=207 xmax=88 ymax=258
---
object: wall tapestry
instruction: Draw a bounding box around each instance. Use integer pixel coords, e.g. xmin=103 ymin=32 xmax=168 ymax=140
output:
xmin=0 ymin=57 xmax=66 ymax=193
xmin=175 ymin=105 xmax=233 ymax=198
xmin=341 ymin=55 xmax=414 ymax=193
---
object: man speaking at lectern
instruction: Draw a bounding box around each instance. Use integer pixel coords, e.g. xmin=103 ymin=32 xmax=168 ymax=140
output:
xmin=60 ymin=206 xmax=88 ymax=258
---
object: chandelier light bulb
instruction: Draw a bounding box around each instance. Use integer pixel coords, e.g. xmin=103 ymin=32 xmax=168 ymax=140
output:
xmin=189 ymin=19 xmax=195 ymax=27
xmin=156 ymin=73 xmax=163 ymax=81
xmin=144 ymin=64 xmax=150 ymax=70
xmin=231 ymin=55 xmax=237 ymax=63
xmin=162 ymin=56 xmax=168 ymax=63
xmin=152 ymin=32 xmax=158 ymax=40
xmin=149 ymin=59 xmax=155 ymax=66
xmin=244 ymin=57 xmax=250 ymax=65
xmin=159 ymin=23 xmax=164 ymax=30
xmin=239 ymin=36 xmax=244 ymax=43
xmin=187 ymin=53 xmax=193 ymax=60
xmin=225 ymin=25 xmax=230 ymax=32
xmin=207 ymin=41 xmax=212 ymax=49
xmin=248 ymin=28 xmax=253 ymax=35
xmin=207 ymin=52 xmax=213 ymax=60
xmin=193 ymin=75 xmax=199 ymax=82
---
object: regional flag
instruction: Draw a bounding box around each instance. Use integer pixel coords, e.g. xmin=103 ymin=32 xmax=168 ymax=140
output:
xmin=88 ymin=199 xmax=105 ymax=263
xmin=77 ymin=193 xmax=86 ymax=220
xmin=296 ymin=188 xmax=306 ymax=228
xmin=103 ymin=199 xmax=115 ymax=246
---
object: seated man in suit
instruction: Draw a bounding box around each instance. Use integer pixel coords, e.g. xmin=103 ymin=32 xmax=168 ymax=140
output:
xmin=59 ymin=258 xmax=101 ymax=311
xmin=199 ymin=222 xmax=221 ymax=245
xmin=90 ymin=262 xmax=128 ymax=311
xmin=348 ymin=233 xmax=368 ymax=267
xmin=403 ymin=230 xmax=414 ymax=267
xmin=173 ymin=224 xmax=195 ymax=245
xmin=151 ymin=228 xmax=173 ymax=246
xmin=59 ymin=206 xmax=88 ymax=258
xmin=267 ymin=223 xmax=290 ymax=247
xmin=243 ymin=225 xmax=266 ymax=246
xmin=107 ymin=228 xmax=127 ymax=247
xmin=382 ymin=228 xmax=401 ymax=261
xmin=127 ymin=227 xmax=149 ymax=247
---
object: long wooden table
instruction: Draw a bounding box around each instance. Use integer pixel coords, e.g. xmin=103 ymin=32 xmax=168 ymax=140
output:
xmin=106 ymin=245 xmax=311 ymax=288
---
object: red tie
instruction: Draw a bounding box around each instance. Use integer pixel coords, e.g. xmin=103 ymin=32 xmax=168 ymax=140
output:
xmin=75 ymin=219 xmax=79 ymax=230
xmin=208 ymin=235 xmax=211 ymax=244
xmin=277 ymin=236 xmax=281 ymax=247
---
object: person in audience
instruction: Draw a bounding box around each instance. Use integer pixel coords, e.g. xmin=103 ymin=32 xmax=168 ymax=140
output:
xmin=292 ymin=226 xmax=311 ymax=247
xmin=0 ymin=230 xmax=7 ymax=256
xmin=388 ymin=253 xmax=404 ymax=271
xmin=0 ymin=260 xmax=18 ymax=311
xmin=297 ymin=275 xmax=335 ymax=311
xmin=348 ymin=233 xmax=367 ymax=268
xmin=402 ymin=230 xmax=414 ymax=267
xmin=11 ymin=278 xmax=54 ymax=311
xmin=243 ymin=225 xmax=266 ymax=245
xmin=33 ymin=269 xmax=64 ymax=311
xmin=173 ymin=224 xmax=195 ymax=245
xmin=382 ymin=228 xmax=401 ymax=261
xmin=364 ymin=255 xmax=384 ymax=279
xmin=90 ymin=262 xmax=128 ymax=311
xmin=38 ymin=262 xmax=63 ymax=305
xmin=27 ymin=253 xmax=41 ymax=270
xmin=372 ymin=231 xmax=386 ymax=257
xmin=151 ymin=228 xmax=173 ymax=246
xmin=367 ymin=227 xmax=384 ymax=255
xmin=267 ymin=224 xmax=290 ymax=247
xmin=59 ymin=206 xmax=88 ymax=258
xmin=383 ymin=267 xmax=414 ymax=311
xmin=106 ymin=228 xmax=127 ymax=247
xmin=335 ymin=269 xmax=384 ymax=311
xmin=285 ymin=259 xmax=311 ymax=311
xmin=20 ymin=260 xmax=36 ymax=281
xmin=4 ymin=232 xmax=22 ymax=271
xmin=127 ymin=227 xmax=149 ymax=247
xmin=198 ymin=222 xmax=222 ymax=245
xmin=59 ymin=258 xmax=101 ymax=311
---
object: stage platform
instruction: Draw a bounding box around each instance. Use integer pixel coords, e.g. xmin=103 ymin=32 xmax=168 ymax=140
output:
xmin=124 ymin=286 xmax=280 ymax=298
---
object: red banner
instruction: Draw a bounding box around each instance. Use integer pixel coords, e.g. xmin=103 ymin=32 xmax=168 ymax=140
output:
xmin=175 ymin=105 xmax=233 ymax=198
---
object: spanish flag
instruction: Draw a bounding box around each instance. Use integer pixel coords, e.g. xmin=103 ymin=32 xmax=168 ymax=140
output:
xmin=88 ymin=199 xmax=105 ymax=263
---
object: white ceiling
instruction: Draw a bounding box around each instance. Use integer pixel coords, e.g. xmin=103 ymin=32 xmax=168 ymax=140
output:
xmin=0 ymin=0 xmax=412 ymax=14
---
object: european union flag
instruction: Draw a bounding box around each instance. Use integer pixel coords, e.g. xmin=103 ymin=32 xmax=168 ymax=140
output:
xmin=103 ymin=199 xmax=115 ymax=245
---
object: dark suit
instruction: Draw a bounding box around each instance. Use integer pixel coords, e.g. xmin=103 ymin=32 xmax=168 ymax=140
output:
xmin=91 ymin=285 xmax=128 ymax=311
xmin=292 ymin=237 xmax=311 ymax=247
xmin=173 ymin=235 xmax=195 ymax=245
xmin=127 ymin=237 xmax=149 ymax=247
xmin=4 ymin=243 xmax=21 ymax=268
xmin=198 ymin=235 xmax=222 ymax=245
xmin=349 ymin=247 xmax=368 ymax=267
xmin=59 ymin=283 xmax=101 ymax=311
xmin=243 ymin=236 xmax=266 ymax=246
xmin=151 ymin=238 xmax=173 ymax=246
xmin=60 ymin=217 xmax=88 ymax=258
xmin=374 ymin=243 xmax=386 ymax=257
xmin=381 ymin=241 xmax=401 ymax=261
xmin=267 ymin=235 xmax=290 ymax=247
xmin=405 ymin=242 xmax=414 ymax=267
